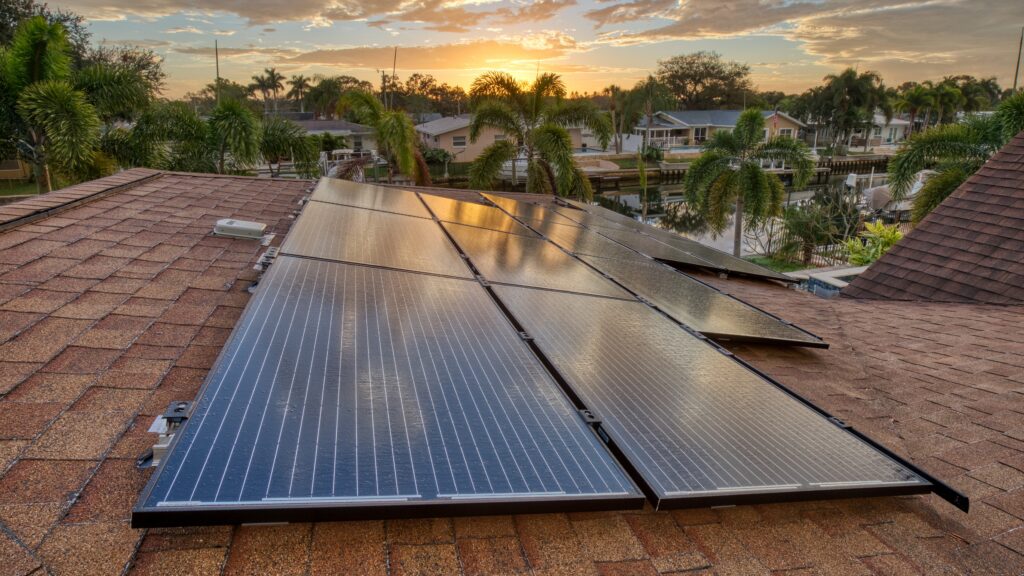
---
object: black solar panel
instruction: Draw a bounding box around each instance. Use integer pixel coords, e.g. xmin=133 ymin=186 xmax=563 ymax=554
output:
xmin=492 ymin=285 xmax=931 ymax=508
xmin=310 ymin=178 xmax=432 ymax=218
xmin=419 ymin=194 xmax=537 ymax=237
xmin=530 ymin=221 xmax=647 ymax=261
xmin=578 ymin=255 xmax=825 ymax=347
xmin=280 ymin=201 xmax=472 ymax=279
xmin=482 ymin=193 xmax=580 ymax=227
xmin=644 ymin=229 xmax=794 ymax=282
xmin=442 ymin=222 xmax=632 ymax=299
xmin=549 ymin=206 xmax=634 ymax=231
xmin=594 ymin=227 xmax=721 ymax=270
xmin=135 ymin=257 xmax=642 ymax=526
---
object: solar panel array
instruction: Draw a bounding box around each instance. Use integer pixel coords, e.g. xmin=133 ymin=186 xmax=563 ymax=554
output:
xmin=135 ymin=181 xmax=960 ymax=527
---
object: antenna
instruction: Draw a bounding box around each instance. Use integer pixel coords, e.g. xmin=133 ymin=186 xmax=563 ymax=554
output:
xmin=1014 ymin=25 xmax=1023 ymax=93
xmin=392 ymin=47 xmax=398 ymax=110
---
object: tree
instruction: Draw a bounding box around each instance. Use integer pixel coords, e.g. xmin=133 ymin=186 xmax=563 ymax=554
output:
xmin=846 ymin=221 xmax=903 ymax=265
xmin=260 ymin=116 xmax=318 ymax=177
xmin=86 ymin=44 xmax=165 ymax=95
xmin=249 ymin=73 xmax=272 ymax=115
xmin=628 ymin=75 xmax=674 ymax=152
xmin=933 ymin=83 xmax=964 ymax=126
xmin=820 ymin=68 xmax=886 ymax=153
xmin=307 ymin=75 xmax=374 ymax=119
xmin=683 ymin=109 xmax=814 ymax=256
xmin=208 ymin=99 xmax=261 ymax=173
xmin=1 ymin=0 xmax=90 ymax=64
xmin=264 ymin=67 xmax=285 ymax=114
xmin=466 ymin=71 xmax=610 ymax=198
xmin=1 ymin=16 xmax=100 ymax=192
xmin=896 ymin=84 xmax=934 ymax=135
xmin=338 ymin=89 xmax=429 ymax=185
xmin=602 ymin=85 xmax=627 ymax=153
xmin=656 ymin=51 xmax=753 ymax=109
xmin=287 ymin=74 xmax=310 ymax=113
xmin=888 ymin=91 xmax=1024 ymax=221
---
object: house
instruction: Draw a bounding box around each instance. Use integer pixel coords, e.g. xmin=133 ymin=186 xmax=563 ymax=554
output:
xmin=632 ymin=110 xmax=805 ymax=149
xmin=416 ymin=115 xmax=595 ymax=162
xmin=0 ymin=158 xmax=31 ymax=182
xmin=845 ymin=130 xmax=1024 ymax=303
xmin=0 ymin=169 xmax=1020 ymax=574
xmin=851 ymin=114 xmax=911 ymax=148
xmin=294 ymin=119 xmax=376 ymax=152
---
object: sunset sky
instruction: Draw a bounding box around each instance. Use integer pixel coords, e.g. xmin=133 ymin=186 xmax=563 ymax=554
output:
xmin=57 ymin=0 xmax=1024 ymax=98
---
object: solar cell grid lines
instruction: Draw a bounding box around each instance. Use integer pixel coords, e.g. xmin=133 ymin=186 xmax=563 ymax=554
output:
xmin=419 ymin=193 xmax=538 ymax=237
xmin=310 ymin=178 xmax=432 ymax=218
xmin=578 ymin=255 xmax=825 ymax=347
xmin=492 ymin=285 xmax=929 ymax=507
xmin=280 ymin=201 xmax=472 ymax=279
xmin=482 ymin=193 xmax=581 ymax=227
xmin=442 ymin=222 xmax=633 ymax=299
xmin=135 ymin=257 xmax=641 ymax=525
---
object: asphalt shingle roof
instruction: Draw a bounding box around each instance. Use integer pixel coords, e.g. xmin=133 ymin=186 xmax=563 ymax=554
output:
xmin=845 ymin=130 xmax=1024 ymax=304
xmin=0 ymin=171 xmax=1021 ymax=574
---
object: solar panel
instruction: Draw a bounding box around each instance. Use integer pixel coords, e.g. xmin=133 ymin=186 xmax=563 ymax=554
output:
xmin=134 ymin=257 xmax=642 ymax=526
xmin=594 ymin=227 xmax=722 ymax=271
xmin=280 ymin=201 xmax=472 ymax=279
xmin=549 ymin=206 xmax=634 ymax=231
xmin=530 ymin=220 xmax=648 ymax=262
xmin=442 ymin=222 xmax=633 ymax=299
xmin=578 ymin=255 xmax=826 ymax=347
xmin=419 ymin=193 xmax=537 ymax=237
xmin=492 ymin=285 xmax=931 ymax=508
xmin=310 ymin=179 xmax=432 ymax=218
xmin=644 ymin=229 xmax=794 ymax=282
xmin=482 ymin=193 xmax=580 ymax=227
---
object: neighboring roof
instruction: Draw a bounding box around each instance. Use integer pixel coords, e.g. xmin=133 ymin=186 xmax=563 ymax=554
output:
xmin=294 ymin=119 xmax=372 ymax=134
xmin=640 ymin=109 xmax=806 ymax=128
xmin=0 ymin=172 xmax=1021 ymax=574
xmin=414 ymin=114 xmax=472 ymax=136
xmin=844 ymin=131 xmax=1024 ymax=304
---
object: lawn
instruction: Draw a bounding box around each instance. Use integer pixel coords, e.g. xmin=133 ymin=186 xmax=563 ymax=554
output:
xmin=0 ymin=180 xmax=38 ymax=197
xmin=745 ymin=255 xmax=807 ymax=273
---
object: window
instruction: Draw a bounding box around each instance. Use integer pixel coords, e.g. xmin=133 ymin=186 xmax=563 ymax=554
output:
xmin=494 ymin=134 xmax=507 ymax=142
xmin=873 ymin=126 xmax=882 ymax=137
xmin=693 ymin=127 xmax=707 ymax=142
xmin=779 ymin=128 xmax=793 ymax=137
xmin=762 ymin=129 xmax=768 ymax=141
xmin=452 ymin=135 xmax=467 ymax=148
xmin=353 ymin=136 xmax=363 ymax=150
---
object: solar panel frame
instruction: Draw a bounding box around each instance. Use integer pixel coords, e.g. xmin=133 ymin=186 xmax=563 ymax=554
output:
xmin=419 ymin=193 xmax=538 ymax=238
xmin=491 ymin=284 xmax=945 ymax=510
xmin=134 ymin=256 xmax=643 ymax=527
xmin=577 ymin=254 xmax=826 ymax=347
xmin=442 ymin=222 xmax=633 ymax=300
xmin=280 ymin=201 xmax=473 ymax=279
xmin=309 ymin=178 xmax=432 ymax=218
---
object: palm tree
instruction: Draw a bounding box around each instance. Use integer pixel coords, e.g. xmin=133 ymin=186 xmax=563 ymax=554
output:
xmin=1 ymin=17 xmax=101 ymax=193
xmin=933 ymin=84 xmax=964 ymax=125
xmin=896 ymin=85 xmax=934 ymax=135
xmin=264 ymin=67 xmax=285 ymax=114
xmin=208 ymin=99 xmax=261 ymax=173
xmin=683 ymin=109 xmax=814 ymax=257
xmin=287 ymin=75 xmax=310 ymax=113
xmin=338 ymin=90 xmax=429 ymax=185
xmin=602 ymin=84 xmax=626 ymax=154
xmin=629 ymin=75 xmax=674 ymax=152
xmin=467 ymin=71 xmax=610 ymax=197
xmin=260 ymin=116 xmax=318 ymax=177
xmin=821 ymin=68 xmax=883 ymax=153
xmin=888 ymin=92 xmax=1024 ymax=222
xmin=249 ymin=74 xmax=272 ymax=115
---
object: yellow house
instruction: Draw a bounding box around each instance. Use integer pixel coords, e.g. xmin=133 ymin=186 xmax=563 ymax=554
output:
xmin=416 ymin=115 xmax=588 ymax=162
xmin=633 ymin=110 xmax=805 ymax=149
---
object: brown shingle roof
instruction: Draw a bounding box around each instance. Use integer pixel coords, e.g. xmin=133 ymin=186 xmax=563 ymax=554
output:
xmin=844 ymin=131 xmax=1024 ymax=304
xmin=0 ymin=172 xmax=1022 ymax=574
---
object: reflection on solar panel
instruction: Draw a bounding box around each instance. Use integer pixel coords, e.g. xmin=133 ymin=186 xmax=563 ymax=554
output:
xmin=419 ymin=194 xmax=537 ymax=237
xmin=578 ymin=255 xmax=825 ymax=347
xmin=310 ymin=178 xmax=432 ymax=218
xmin=645 ymin=229 xmax=794 ymax=282
xmin=493 ymin=285 xmax=931 ymax=508
xmin=280 ymin=202 xmax=472 ymax=278
xmin=135 ymin=257 xmax=642 ymax=526
xmin=443 ymin=222 xmax=632 ymax=299
xmin=594 ymin=227 xmax=720 ymax=270
xmin=482 ymin=193 xmax=580 ymax=227
xmin=549 ymin=206 xmax=634 ymax=231
xmin=530 ymin=221 xmax=646 ymax=261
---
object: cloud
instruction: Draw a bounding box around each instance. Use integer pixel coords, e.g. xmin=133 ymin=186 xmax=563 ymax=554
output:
xmin=165 ymin=26 xmax=203 ymax=34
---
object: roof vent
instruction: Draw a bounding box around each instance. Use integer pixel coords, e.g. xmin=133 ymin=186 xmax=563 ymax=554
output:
xmin=214 ymin=218 xmax=267 ymax=239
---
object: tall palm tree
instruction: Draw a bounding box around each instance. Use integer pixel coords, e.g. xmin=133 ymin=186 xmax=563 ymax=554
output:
xmin=888 ymin=91 xmax=1024 ymax=222
xmin=896 ymin=85 xmax=934 ymax=135
xmin=629 ymin=75 xmax=674 ymax=152
xmin=287 ymin=74 xmax=310 ymax=113
xmin=467 ymin=71 xmax=610 ymax=197
xmin=933 ymin=84 xmax=964 ymax=125
xmin=683 ymin=109 xmax=814 ymax=257
xmin=602 ymin=84 xmax=626 ymax=154
xmin=260 ymin=115 xmax=318 ymax=177
xmin=1 ymin=16 xmax=101 ymax=192
xmin=822 ymin=68 xmax=883 ymax=153
xmin=249 ymin=74 xmax=272 ymax=115
xmin=338 ymin=90 xmax=429 ymax=185
xmin=264 ymin=67 xmax=285 ymax=114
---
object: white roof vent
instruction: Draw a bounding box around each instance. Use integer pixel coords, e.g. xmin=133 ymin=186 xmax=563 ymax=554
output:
xmin=214 ymin=218 xmax=267 ymax=239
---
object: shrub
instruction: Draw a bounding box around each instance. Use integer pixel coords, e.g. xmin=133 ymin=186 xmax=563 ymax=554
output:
xmin=845 ymin=221 xmax=903 ymax=265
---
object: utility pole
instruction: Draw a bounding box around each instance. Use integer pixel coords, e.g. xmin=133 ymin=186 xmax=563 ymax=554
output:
xmin=391 ymin=47 xmax=398 ymax=110
xmin=1014 ymin=25 xmax=1024 ymax=93
xmin=214 ymin=40 xmax=221 ymax=105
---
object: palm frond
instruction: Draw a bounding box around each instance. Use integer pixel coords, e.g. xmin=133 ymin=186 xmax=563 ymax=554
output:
xmin=338 ymin=90 xmax=383 ymax=126
xmin=470 ymin=71 xmax=524 ymax=109
xmin=531 ymin=124 xmax=577 ymax=196
xmin=4 ymin=16 xmax=72 ymax=92
xmin=732 ymin=108 xmax=766 ymax=150
xmin=887 ymin=120 xmax=999 ymax=199
xmin=910 ymin=167 xmax=969 ymax=223
xmin=996 ymin=91 xmax=1024 ymax=140
xmin=17 ymin=79 xmax=100 ymax=177
xmin=468 ymin=140 xmax=516 ymax=190
xmin=376 ymin=111 xmax=417 ymax=178
xmin=75 ymin=62 xmax=151 ymax=124
xmin=207 ymin=99 xmax=260 ymax=173
xmin=755 ymin=136 xmax=815 ymax=188
xmin=682 ymin=151 xmax=732 ymax=212
xmin=469 ymin=100 xmax=521 ymax=143
xmin=544 ymin=100 xmax=612 ymax=149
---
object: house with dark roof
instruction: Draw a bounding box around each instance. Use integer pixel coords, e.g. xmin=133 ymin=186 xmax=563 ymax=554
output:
xmin=633 ymin=110 xmax=806 ymax=149
xmin=845 ymin=131 xmax=1024 ymax=304
xmin=0 ymin=169 xmax=1022 ymax=574
xmin=294 ymin=119 xmax=376 ymax=152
